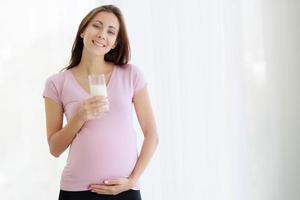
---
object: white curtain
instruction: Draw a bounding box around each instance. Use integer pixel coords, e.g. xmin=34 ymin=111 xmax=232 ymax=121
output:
xmin=0 ymin=0 xmax=299 ymax=199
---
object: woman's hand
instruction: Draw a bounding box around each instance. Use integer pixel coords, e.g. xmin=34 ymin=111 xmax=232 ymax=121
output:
xmin=89 ymin=177 xmax=135 ymax=195
xmin=76 ymin=96 xmax=109 ymax=122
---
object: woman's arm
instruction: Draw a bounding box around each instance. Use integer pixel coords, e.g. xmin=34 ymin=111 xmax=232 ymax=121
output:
xmin=44 ymin=95 xmax=109 ymax=157
xmin=128 ymin=86 xmax=159 ymax=183
xmin=44 ymin=97 xmax=85 ymax=157
xmin=45 ymin=95 xmax=110 ymax=158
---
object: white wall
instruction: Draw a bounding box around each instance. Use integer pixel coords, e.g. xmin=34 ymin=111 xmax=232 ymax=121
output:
xmin=0 ymin=0 xmax=299 ymax=199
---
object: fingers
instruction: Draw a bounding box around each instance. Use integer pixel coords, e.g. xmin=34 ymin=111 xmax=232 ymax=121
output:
xmin=89 ymin=178 xmax=128 ymax=195
xmin=85 ymin=96 xmax=108 ymax=105
xmin=104 ymin=179 xmax=121 ymax=185
xmin=84 ymin=96 xmax=109 ymax=117
xmin=77 ymin=96 xmax=110 ymax=122
xmin=90 ymin=184 xmax=108 ymax=190
xmin=89 ymin=185 xmax=119 ymax=195
xmin=90 ymin=100 xmax=108 ymax=109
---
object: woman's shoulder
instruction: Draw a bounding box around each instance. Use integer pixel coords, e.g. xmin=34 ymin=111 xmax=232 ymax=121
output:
xmin=117 ymin=63 xmax=142 ymax=74
xmin=117 ymin=64 xmax=146 ymax=86
xmin=45 ymin=69 xmax=68 ymax=85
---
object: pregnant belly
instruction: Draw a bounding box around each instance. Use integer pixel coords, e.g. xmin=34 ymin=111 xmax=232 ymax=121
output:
xmin=61 ymin=130 xmax=138 ymax=188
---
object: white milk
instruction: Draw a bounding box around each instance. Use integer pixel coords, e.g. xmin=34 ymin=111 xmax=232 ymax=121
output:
xmin=90 ymin=84 xmax=107 ymax=97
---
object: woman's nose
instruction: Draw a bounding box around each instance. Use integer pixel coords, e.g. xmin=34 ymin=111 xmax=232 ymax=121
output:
xmin=97 ymin=30 xmax=105 ymax=39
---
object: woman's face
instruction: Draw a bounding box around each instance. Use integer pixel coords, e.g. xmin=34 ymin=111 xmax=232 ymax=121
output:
xmin=81 ymin=11 xmax=120 ymax=56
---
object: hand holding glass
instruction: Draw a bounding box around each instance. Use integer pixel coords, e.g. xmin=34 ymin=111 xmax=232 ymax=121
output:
xmin=88 ymin=74 xmax=109 ymax=117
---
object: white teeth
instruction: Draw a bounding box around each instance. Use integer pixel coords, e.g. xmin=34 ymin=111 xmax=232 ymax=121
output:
xmin=93 ymin=40 xmax=105 ymax=47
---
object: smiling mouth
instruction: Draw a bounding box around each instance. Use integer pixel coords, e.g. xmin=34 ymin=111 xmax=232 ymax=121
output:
xmin=92 ymin=40 xmax=106 ymax=48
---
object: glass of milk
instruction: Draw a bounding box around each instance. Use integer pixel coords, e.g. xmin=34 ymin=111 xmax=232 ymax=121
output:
xmin=88 ymin=74 xmax=109 ymax=115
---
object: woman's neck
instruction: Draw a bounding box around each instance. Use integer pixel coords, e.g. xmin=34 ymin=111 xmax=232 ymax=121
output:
xmin=77 ymin=49 xmax=112 ymax=75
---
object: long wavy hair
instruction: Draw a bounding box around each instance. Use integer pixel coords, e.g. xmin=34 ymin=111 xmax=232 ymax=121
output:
xmin=62 ymin=5 xmax=130 ymax=71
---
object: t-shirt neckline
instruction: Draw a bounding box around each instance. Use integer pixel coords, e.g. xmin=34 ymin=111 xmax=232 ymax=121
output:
xmin=67 ymin=66 xmax=116 ymax=96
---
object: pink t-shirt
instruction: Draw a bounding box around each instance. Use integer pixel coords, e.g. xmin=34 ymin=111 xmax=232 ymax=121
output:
xmin=42 ymin=64 xmax=147 ymax=191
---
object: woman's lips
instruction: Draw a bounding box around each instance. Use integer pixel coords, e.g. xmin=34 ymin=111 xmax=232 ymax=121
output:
xmin=92 ymin=40 xmax=106 ymax=47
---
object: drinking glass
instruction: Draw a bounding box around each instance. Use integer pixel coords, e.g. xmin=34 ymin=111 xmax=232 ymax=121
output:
xmin=88 ymin=74 xmax=109 ymax=117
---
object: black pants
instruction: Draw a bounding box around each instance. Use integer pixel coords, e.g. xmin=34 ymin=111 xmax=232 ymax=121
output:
xmin=58 ymin=189 xmax=142 ymax=200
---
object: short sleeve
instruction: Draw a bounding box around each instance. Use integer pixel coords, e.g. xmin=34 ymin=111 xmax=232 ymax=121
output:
xmin=42 ymin=74 xmax=63 ymax=105
xmin=132 ymin=65 xmax=147 ymax=96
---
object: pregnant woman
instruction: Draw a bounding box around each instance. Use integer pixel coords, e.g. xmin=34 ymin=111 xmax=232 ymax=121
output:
xmin=42 ymin=5 xmax=159 ymax=200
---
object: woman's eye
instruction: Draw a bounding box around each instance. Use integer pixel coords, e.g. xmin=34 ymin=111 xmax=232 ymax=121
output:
xmin=92 ymin=24 xmax=100 ymax=28
xmin=108 ymin=31 xmax=115 ymax=35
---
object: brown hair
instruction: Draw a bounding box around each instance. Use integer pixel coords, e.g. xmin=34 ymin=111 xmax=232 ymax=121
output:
xmin=63 ymin=5 xmax=130 ymax=71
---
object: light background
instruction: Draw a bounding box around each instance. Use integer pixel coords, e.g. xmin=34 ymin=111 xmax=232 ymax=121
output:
xmin=0 ymin=0 xmax=299 ymax=199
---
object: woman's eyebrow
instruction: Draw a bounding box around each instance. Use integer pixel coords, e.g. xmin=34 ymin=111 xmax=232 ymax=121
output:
xmin=94 ymin=20 xmax=103 ymax=24
xmin=94 ymin=20 xmax=117 ymax=30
